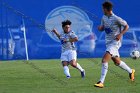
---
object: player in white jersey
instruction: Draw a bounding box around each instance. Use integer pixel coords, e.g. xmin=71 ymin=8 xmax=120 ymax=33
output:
xmin=52 ymin=20 xmax=85 ymax=78
xmin=94 ymin=2 xmax=135 ymax=88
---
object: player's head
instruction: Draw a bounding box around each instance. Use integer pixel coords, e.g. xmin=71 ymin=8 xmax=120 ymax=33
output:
xmin=102 ymin=1 xmax=113 ymax=15
xmin=62 ymin=20 xmax=71 ymax=33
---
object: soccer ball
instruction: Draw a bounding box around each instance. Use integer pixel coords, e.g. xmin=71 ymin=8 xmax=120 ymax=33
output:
xmin=130 ymin=50 xmax=140 ymax=59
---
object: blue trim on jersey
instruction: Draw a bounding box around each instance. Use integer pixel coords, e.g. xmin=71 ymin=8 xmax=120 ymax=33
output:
xmin=104 ymin=27 xmax=113 ymax=34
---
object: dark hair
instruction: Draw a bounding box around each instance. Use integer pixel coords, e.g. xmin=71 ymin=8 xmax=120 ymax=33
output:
xmin=62 ymin=20 xmax=72 ymax=27
xmin=102 ymin=1 xmax=113 ymax=11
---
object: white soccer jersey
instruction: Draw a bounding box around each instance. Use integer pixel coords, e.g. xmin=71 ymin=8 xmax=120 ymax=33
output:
xmin=60 ymin=31 xmax=77 ymax=53
xmin=101 ymin=13 xmax=128 ymax=47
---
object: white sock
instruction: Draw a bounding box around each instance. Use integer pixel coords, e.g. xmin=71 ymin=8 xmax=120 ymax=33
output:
xmin=99 ymin=62 xmax=108 ymax=83
xmin=63 ymin=66 xmax=70 ymax=77
xmin=118 ymin=61 xmax=132 ymax=73
xmin=76 ymin=63 xmax=84 ymax=72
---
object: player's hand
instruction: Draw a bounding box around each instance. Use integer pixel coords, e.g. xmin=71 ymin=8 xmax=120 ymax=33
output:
xmin=61 ymin=38 xmax=68 ymax=44
xmin=63 ymin=38 xmax=69 ymax=43
xmin=115 ymin=34 xmax=122 ymax=41
xmin=98 ymin=25 xmax=104 ymax=31
xmin=51 ymin=28 xmax=57 ymax=33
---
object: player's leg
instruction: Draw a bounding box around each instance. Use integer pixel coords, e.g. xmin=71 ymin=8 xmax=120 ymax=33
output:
xmin=94 ymin=51 xmax=111 ymax=88
xmin=69 ymin=59 xmax=85 ymax=78
xmin=61 ymin=51 xmax=71 ymax=78
xmin=112 ymin=57 xmax=135 ymax=81
xmin=112 ymin=57 xmax=132 ymax=72
xmin=111 ymin=44 xmax=135 ymax=81
xmin=62 ymin=61 xmax=71 ymax=78
xmin=68 ymin=50 xmax=85 ymax=78
xmin=69 ymin=59 xmax=84 ymax=72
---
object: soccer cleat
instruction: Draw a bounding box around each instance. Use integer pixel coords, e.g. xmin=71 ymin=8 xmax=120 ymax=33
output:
xmin=66 ymin=76 xmax=71 ymax=79
xmin=94 ymin=81 xmax=104 ymax=88
xmin=129 ymin=69 xmax=135 ymax=81
xmin=81 ymin=69 xmax=85 ymax=78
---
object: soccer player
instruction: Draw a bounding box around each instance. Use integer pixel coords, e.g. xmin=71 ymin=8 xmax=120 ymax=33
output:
xmin=94 ymin=1 xmax=135 ymax=88
xmin=52 ymin=20 xmax=85 ymax=78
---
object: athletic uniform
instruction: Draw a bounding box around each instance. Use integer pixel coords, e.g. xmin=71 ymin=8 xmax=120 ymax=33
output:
xmin=60 ymin=31 xmax=77 ymax=62
xmin=94 ymin=4 xmax=135 ymax=88
xmin=101 ymin=13 xmax=128 ymax=57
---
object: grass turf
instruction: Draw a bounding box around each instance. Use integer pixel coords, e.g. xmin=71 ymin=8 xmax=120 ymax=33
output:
xmin=0 ymin=58 xmax=139 ymax=93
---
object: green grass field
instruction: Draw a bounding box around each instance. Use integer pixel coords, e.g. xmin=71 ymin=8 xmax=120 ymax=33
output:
xmin=0 ymin=58 xmax=139 ymax=93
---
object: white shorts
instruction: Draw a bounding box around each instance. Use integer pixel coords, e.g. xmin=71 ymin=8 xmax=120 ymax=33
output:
xmin=106 ymin=40 xmax=121 ymax=57
xmin=61 ymin=50 xmax=77 ymax=62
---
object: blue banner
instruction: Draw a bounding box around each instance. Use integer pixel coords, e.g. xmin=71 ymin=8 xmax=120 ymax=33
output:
xmin=0 ymin=0 xmax=140 ymax=60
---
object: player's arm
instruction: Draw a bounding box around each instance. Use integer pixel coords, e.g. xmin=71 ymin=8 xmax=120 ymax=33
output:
xmin=116 ymin=24 xmax=129 ymax=41
xmin=52 ymin=28 xmax=61 ymax=39
xmin=98 ymin=25 xmax=104 ymax=31
xmin=120 ymin=24 xmax=129 ymax=35
xmin=98 ymin=18 xmax=104 ymax=31
xmin=115 ymin=17 xmax=129 ymax=41
xmin=67 ymin=32 xmax=78 ymax=43
xmin=62 ymin=37 xmax=78 ymax=43
xmin=69 ymin=37 xmax=78 ymax=42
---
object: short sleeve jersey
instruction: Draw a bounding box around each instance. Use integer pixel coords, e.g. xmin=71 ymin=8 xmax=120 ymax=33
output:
xmin=101 ymin=13 xmax=128 ymax=45
xmin=60 ymin=31 xmax=77 ymax=52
